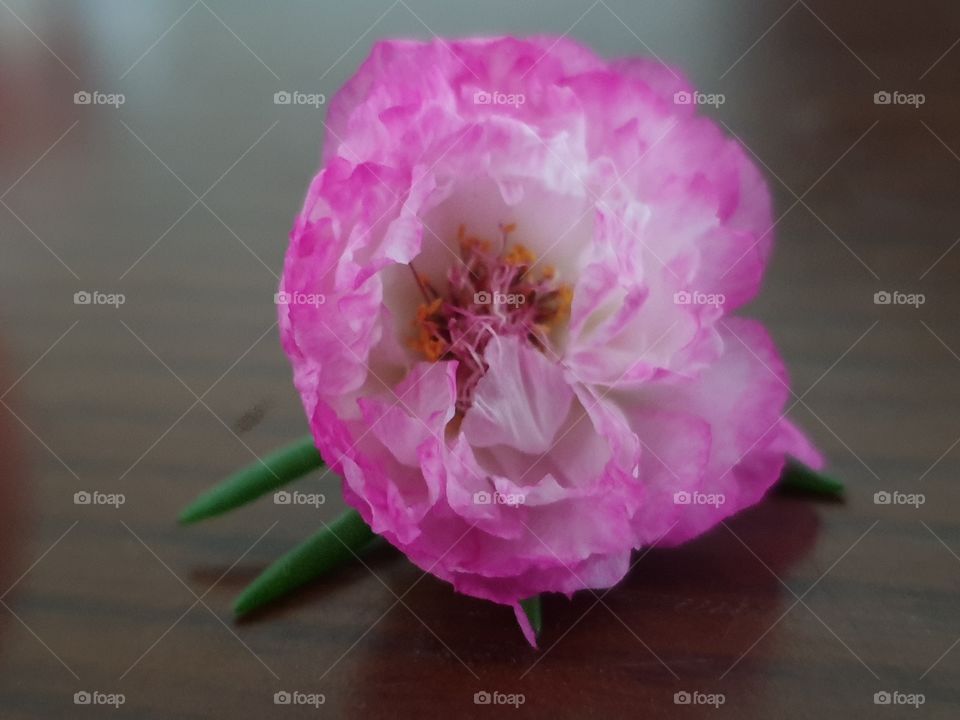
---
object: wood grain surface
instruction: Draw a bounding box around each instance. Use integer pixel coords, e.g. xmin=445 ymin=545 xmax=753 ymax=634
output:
xmin=1 ymin=1 xmax=959 ymax=718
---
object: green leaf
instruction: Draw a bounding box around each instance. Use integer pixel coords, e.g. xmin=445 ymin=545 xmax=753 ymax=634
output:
xmin=233 ymin=509 xmax=375 ymax=617
xmin=519 ymin=595 xmax=542 ymax=638
xmin=179 ymin=436 xmax=324 ymax=524
xmin=777 ymin=458 xmax=845 ymax=498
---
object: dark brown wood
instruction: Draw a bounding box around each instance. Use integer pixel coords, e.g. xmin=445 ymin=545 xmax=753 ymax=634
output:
xmin=1 ymin=1 xmax=958 ymax=717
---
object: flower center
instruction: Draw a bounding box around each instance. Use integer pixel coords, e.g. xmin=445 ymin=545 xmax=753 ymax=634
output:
xmin=409 ymin=224 xmax=572 ymax=414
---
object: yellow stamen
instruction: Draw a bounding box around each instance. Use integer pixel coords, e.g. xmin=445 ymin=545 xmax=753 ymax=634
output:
xmin=409 ymin=224 xmax=573 ymax=370
xmin=410 ymin=298 xmax=447 ymax=361
xmin=421 ymin=336 xmax=446 ymax=361
xmin=408 ymin=324 xmax=446 ymax=362
xmin=540 ymin=285 xmax=573 ymax=330
xmin=459 ymin=235 xmax=491 ymax=254
xmin=555 ymin=285 xmax=573 ymax=322
xmin=414 ymin=297 xmax=443 ymax=322
xmin=504 ymin=243 xmax=536 ymax=266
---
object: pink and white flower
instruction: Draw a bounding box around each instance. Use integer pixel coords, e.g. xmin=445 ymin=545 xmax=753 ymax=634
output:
xmin=278 ymin=36 xmax=822 ymax=642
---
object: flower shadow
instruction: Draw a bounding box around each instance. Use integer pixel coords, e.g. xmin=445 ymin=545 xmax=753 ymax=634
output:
xmin=288 ymin=494 xmax=823 ymax=712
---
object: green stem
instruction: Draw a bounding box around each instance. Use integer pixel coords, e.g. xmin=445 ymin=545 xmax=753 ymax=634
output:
xmin=233 ymin=509 xmax=375 ymax=617
xmin=179 ymin=436 xmax=323 ymax=524
xmin=777 ymin=458 xmax=845 ymax=498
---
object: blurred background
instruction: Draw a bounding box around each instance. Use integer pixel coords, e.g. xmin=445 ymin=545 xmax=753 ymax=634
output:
xmin=1 ymin=1 xmax=959 ymax=717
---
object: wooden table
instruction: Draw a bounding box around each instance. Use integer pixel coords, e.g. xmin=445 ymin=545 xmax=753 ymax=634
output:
xmin=1 ymin=1 xmax=958 ymax=717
